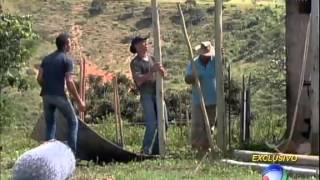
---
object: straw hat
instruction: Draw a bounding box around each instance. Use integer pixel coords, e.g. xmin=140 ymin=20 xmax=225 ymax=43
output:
xmin=194 ymin=41 xmax=215 ymax=57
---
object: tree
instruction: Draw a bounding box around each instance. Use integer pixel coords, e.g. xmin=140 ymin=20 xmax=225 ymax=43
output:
xmin=0 ymin=13 xmax=37 ymax=130
xmin=0 ymin=13 xmax=37 ymax=92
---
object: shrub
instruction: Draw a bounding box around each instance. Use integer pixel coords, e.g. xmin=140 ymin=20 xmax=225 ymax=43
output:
xmin=169 ymin=15 xmax=180 ymax=25
xmin=184 ymin=7 xmax=207 ymax=26
xmin=0 ymin=13 xmax=37 ymax=130
xmin=135 ymin=17 xmax=152 ymax=29
xmin=164 ymin=88 xmax=191 ymax=122
xmin=117 ymin=13 xmax=134 ymax=21
xmin=142 ymin=6 xmax=152 ymax=17
xmin=89 ymin=0 xmax=107 ymax=16
xmin=84 ymin=74 xmax=141 ymax=123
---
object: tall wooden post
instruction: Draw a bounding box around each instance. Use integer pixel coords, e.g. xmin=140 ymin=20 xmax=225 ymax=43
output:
xmin=227 ymin=64 xmax=231 ymax=148
xmin=215 ymin=0 xmax=226 ymax=152
xmin=177 ymin=3 xmax=215 ymax=155
xmin=151 ymin=0 xmax=165 ymax=156
xmin=113 ymin=76 xmax=124 ymax=147
xmin=79 ymin=58 xmax=85 ymax=121
xmin=310 ymin=0 xmax=319 ymax=154
xmin=240 ymin=75 xmax=245 ymax=146
xmin=82 ymin=58 xmax=86 ymax=120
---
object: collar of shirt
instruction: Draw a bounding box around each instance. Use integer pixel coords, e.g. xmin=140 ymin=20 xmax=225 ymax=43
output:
xmin=199 ymin=55 xmax=213 ymax=66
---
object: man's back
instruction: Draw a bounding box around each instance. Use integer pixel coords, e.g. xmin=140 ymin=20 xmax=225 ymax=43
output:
xmin=40 ymin=51 xmax=73 ymax=97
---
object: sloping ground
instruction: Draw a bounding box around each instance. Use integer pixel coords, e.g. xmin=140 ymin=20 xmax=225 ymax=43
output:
xmin=4 ymin=0 xmax=150 ymax=80
xmin=2 ymin=0 xmax=284 ymax=83
xmin=84 ymin=60 xmax=114 ymax=83
xmin=5 ymin=0 xmax=213 ymax=80
xmin=2 ymin=0 xmax=245 ymax=88
xmin=19 ymin=0 xmax=192 ymax=85
xmin=70 ymin=24 xmax=114 ymax=84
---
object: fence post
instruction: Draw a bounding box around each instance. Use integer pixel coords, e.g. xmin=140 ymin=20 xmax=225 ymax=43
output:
xmin=151 ymin=0 xmax=166 ymax=156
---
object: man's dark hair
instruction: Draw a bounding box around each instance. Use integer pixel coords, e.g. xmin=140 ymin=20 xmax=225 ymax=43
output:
xmin=56 ymin=33 xmax=70 ymax=51
xmin=129 ymin=36 xmax=148 ymax=54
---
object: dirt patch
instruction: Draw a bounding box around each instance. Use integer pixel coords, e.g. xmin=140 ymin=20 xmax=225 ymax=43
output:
xmin=70 ymin=24 xmax=114 ymax=85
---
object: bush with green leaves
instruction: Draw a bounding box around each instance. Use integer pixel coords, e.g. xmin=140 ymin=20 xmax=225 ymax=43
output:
xmin=89 ymin=0 xmax=107 ymax=16
xmin=0 ymin=14 xmax=37 ymax=91
xmin=84 ymin=74 xmax=141 ymax=123
xmin=0 ymin=13 xmax=37 ymax=130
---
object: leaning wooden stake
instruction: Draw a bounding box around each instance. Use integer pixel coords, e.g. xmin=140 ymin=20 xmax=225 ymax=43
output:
xmin=79 ymin=58 xmax=85 ymax=121
xmin=151 ymin=0 xmax=166 ymax=156
xmin=79 ymin=58 xmax=82 ymax=119
xmin=227 ymin=64 xmax=231 ymax=148
xmin=113 ymin=77 xmax=119 ymax=145
xmin=177 ymin=3 xmax=215 ymax=155
xmin=113 ymin=76 xmax=124 ymax=147
xmin=82 ymin=58 xmax=86 ymax=120
xmin=116 ymin=76 xmax=124 ymax=147
xmin=214 ymin=0 xmax=226 ymax=152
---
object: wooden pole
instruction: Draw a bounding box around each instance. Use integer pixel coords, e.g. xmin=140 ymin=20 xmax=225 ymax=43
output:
xmin=113 ymin=77 xmax=120 ymax=146
xmin=116 ymin=76 xmax=124 ymax=147
xmin=186 ymin=108 xmax=190 ymax=130
xmin=267 ymin=17 xmax=312 ymax=153
xmin=177 ymin=3 xmax=215 ymax=154
xmin=228 ymin=64 xmax=231 ymax=148
xmin=245 ymin=74 xmax=251 ymax=145
xmin=79 ymin=58 xmax=84 ymax=120
xmin=82 ymin=58 xmax=86 ymax=120
xmin=240 ymin=75 xmax=245 ymax=146
xmin=151 ymin=0 xmax=166 ymax=156
xmin=214 ymin=0 xmax=226 ymax=152
xmin=310 ymin=0 xmax=319 ymax=155
xmin=113 ymin=78 xmax=119 ymax=143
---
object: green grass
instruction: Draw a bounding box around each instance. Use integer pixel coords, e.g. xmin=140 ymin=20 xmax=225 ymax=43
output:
xmin=1 ymin=118 xmax=317 ymax=180
xmin=72 ymin=160 xmax=260 ymax=180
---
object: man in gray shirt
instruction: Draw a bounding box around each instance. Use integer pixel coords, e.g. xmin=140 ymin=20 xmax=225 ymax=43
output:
xmin=37 ymin=33 xmax=85 ymax=153
xmin=130 ymin=36 xmax=166 ymax=155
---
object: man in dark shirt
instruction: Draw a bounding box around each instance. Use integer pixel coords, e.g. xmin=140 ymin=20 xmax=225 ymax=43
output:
xmin=130 ymin=36 xmax=167 ymax=155
xmin=37 ymin=33 xmax=85 ymax=153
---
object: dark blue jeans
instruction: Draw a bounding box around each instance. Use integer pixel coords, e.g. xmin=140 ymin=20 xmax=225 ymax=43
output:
xmin=140 ymin=94 xmax=168 ymax=155
xmin=42 ymin=95 xmax=78 ymax=153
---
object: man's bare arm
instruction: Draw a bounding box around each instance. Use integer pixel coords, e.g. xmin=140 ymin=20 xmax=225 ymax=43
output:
xmin=37 ymin=68 xmax=44 ymax=87
xmin=185 ymin=74 xmax=195 ymax=84
xmin=65 ymin=73 xmax=85 ymax=111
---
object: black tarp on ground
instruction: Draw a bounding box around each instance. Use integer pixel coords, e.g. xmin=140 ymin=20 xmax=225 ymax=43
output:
xmin=31 ymin=110 xmax=154 ymax=163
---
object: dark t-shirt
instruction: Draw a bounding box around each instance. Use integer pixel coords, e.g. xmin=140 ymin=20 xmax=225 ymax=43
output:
xmin=40 ymin=51 xmax=73 ymax=97
xmin=130 ymin=55 xmax=156 ymax=95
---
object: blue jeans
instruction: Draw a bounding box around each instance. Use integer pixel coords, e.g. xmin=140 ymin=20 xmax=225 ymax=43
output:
xmin=140 ymin=94 xmax=168 ymax=155
xmin=42 ymin=95 xmax=78 ymax=153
